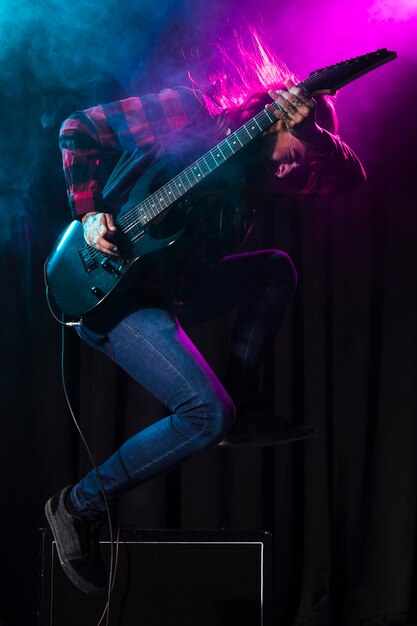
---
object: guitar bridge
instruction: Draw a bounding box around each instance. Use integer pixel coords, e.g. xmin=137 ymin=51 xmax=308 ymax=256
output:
xmin=77 ymin=245 xmax=98 ymax=273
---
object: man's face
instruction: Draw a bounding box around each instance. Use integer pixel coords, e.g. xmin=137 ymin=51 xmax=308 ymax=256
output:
xmin=263 ymin=120 xmax=311 ymax=178
xmin=236 ymin=89 xmax=312 ymax=173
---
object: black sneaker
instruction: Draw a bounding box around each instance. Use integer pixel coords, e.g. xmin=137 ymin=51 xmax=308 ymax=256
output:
xmin=45 ymin=485 xmax=107 ymax=595
xmin=218 ymin=398 xmax=315 ymax=447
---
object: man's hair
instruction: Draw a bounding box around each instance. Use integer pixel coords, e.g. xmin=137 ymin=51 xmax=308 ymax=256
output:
xmin=190 ymin=26 xmax=338 ymax=136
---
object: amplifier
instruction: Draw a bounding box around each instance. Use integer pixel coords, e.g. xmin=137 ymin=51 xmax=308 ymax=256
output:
xmin=40 ymin=528 xmax=273 ymax=626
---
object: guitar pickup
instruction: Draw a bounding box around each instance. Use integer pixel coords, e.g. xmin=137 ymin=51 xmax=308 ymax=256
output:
xmin=77 ymin=245 xmax=98 ymax=273
xmin=100 ymin=258 xmax=121 ymax=276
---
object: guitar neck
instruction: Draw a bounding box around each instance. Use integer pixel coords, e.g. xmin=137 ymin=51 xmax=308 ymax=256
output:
xmin=123 ymin=105 xmax=280 ymax=231
xmin=121 ymin=48 xmax=396 ymax=234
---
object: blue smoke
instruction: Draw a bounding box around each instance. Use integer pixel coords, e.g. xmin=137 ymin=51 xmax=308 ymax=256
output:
xmin=0 ymin=0 xmax=194 ymax=241
xmin=0 ymin=0 xmax=240 ymax=320
xmin=0 ymin=0 xmax=190 ymax=323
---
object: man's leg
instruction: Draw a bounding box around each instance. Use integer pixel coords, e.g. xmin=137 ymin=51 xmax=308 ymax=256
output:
xmin=178 ymin=249 xmax=297 ymax=389
xmin=72 ymin=305 xmax=235 ymax=511
xmin=177 ymin=249 xmax=314 ymax=445
xmin=46 ymin=304 xmax=235 ymax=594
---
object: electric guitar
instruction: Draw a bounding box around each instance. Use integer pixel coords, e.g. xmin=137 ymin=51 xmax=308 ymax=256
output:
xmin=45 ymin=48 xmax=396 ymax=319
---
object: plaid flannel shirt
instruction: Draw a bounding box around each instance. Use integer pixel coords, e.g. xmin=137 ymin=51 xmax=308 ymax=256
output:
xmin=59 ymin=87 xmax=209 ymax=219
xmin=59 ymin=87 xmax=365 ymax=220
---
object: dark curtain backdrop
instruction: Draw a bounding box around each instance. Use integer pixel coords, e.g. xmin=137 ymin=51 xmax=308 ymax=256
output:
xmin=1 ymin=9 xmax=416 ymax=626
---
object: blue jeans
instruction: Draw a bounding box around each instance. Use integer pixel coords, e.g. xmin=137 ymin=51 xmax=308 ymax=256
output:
xmin=72 ymin=250 xmax=297 ymax=514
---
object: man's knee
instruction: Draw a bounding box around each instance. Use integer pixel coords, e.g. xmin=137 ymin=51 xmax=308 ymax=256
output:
xmin=208 ymin=392 xmax=236 ymax=441
xmin=268 ymin=250 xmax=298 ymax=293
xmin=180 ymin=389 xmax=236 ymax=448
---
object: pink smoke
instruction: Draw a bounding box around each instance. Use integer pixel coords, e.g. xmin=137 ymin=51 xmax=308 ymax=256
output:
xmin=189 ymin=25 xmax=298 ymax=113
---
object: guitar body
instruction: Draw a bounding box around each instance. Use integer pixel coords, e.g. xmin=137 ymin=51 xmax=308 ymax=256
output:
xmin=46 ymin=156 xmax=186 ymax=319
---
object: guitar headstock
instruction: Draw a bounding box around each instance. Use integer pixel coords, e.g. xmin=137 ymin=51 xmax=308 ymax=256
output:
xmin=301 ymin=49 xmax=397 ymax=96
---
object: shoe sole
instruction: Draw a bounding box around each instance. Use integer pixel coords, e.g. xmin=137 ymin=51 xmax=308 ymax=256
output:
xmin=45 ymin=496 xmax=106 ymax=596
xmin=218 ymin=425 xmax=315 ymax=447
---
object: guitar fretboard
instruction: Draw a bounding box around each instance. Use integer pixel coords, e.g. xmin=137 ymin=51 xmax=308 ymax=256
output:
xmin=119 ymin=105 xmax=280 ymax=239
xmin=117 ymin=48 xmax=395 ymax=239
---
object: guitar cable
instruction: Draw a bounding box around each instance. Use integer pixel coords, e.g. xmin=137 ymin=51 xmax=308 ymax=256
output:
xmin=45 ymin=277 xmax=116 ymax=626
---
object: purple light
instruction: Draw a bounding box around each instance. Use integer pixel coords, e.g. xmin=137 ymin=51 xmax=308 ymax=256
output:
xmin=369 ymin=0 xmax=417 ymax=21
xmin=189 ymin=26 xmax=297 ymax=112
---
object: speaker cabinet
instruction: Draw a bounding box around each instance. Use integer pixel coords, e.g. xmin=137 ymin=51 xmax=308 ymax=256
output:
xmin=40 ymin=528 xmax=273 ymax=626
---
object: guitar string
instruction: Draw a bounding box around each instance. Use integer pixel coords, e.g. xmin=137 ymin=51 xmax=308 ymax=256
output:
xmin=114 ymin=54 xmax=385 ymax=240
xmin=115 ymin=83 xmax=315 ymax=237
xmin=115 ymin=58 xmax=363 ymax=235
xmin=114 ymin=62 xmax=367 ymax=238
xmin=115 ymin=104 xmax=278 ymax=237
xmin=117 ymin=121 xmax=267 ymax=232
xmin=115 ymin=67 xmax=343 ymax=235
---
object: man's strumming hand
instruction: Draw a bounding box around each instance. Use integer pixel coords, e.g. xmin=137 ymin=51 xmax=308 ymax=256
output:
xmin=82 ymin=212 xmax=119 ymax=256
